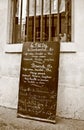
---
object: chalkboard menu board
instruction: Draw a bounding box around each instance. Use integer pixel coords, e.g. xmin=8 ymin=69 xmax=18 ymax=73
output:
xmin=17 ymin=42 xmax=60 ymax=123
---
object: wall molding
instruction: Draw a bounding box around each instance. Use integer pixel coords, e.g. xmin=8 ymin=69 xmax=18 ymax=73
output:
xmin=5 ymin=42 xmax=77 ymax=53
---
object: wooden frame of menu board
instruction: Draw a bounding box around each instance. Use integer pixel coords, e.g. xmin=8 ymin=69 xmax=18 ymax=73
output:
xmin=17 ymin=42 xmax=60 ymax=123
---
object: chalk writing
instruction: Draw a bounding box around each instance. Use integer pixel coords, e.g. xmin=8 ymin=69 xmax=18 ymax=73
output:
xmin=18 ymin=42 xmax=60 ymax=123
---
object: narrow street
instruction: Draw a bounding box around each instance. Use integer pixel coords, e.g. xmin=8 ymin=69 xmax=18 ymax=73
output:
xmin=0 ymin=106 xmax=84 ymax=130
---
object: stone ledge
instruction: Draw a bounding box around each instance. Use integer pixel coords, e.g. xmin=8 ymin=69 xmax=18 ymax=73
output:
xmin=60 ymin=42 xmax=77 ymax=53
xmin=5 ymin=43 xmax=23 ymax=53
xmin=5 ymin=42 xmax=77 ymax=53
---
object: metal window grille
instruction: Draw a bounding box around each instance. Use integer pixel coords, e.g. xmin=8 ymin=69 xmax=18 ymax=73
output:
xmin=12 ymin=0 xmax=71 ymax=43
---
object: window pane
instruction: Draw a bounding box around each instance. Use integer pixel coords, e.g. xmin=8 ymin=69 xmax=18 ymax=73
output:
xmin=12 ymin=0 xmax=71 ymax=43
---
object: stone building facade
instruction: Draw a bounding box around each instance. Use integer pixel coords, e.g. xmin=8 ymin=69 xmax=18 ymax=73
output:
xmin=0 ymin=0 xmax=84 ymax=120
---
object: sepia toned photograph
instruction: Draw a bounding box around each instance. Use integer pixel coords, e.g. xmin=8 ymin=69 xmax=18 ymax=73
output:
xmin=0 ymin=0 xmax=84 ymax=129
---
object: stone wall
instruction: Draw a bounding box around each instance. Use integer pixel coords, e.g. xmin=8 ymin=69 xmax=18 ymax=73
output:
xmin=0 ymin=0 xmax=8 ymax=52
xmin=0 ymin=0 xmax=21 ymax=108
xmin=0 ymin=53 xmax=21 ymax=108
xmin=57 ymin=52 xmax=84 ymax=120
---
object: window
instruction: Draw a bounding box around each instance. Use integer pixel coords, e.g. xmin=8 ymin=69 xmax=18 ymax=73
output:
xmin=11 ymin=0 xmax=71 ymax=43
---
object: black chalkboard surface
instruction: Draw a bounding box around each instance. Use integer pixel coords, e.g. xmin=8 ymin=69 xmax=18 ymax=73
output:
xmin=17 ymin=42 xmax=60 ymax=123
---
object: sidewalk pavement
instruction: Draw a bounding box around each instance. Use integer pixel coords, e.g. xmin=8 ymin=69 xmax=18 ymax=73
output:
xmin=0 ymin=106 xmax=84 ymax=130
